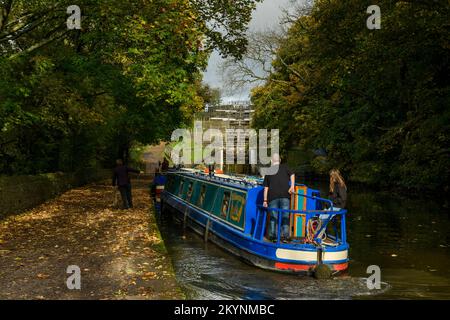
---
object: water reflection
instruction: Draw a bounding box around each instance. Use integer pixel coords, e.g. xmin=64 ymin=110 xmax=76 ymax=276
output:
xmin=159 ymin=180 xmax=450 ymax=299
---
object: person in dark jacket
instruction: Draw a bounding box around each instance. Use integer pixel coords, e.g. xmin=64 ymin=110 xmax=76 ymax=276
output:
xmin=112 ymin=159 xmax=140 ymax=209
xmin=329 ymin=169 xmax=347 ymax=209
xmin=161 ymin=158 xmax=169 ymax=172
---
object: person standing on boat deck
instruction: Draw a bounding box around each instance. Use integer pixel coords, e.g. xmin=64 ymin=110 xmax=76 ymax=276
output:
xmin=161 ymin=158 xmax=169 ymax=172
xmin=208 ymin=162 xmax=215 ymax=177
xmin=112 ymin=159 xmax=140 ymax=209
xmin=329 ymin=169 xmax=347 ymax=209
xmin=263 ymin=154 xmax=295 ymax=242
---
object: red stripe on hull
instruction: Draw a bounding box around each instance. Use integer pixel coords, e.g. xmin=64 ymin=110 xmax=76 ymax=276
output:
xmin=275 ymin=262 xmax=312 ymax=271
xmin=332 ymin=263 xmax=348 ymax=271
xmin=275 ymin=262 xmax=349 ymax=272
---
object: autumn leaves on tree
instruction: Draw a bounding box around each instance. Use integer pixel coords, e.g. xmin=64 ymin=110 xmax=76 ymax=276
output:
xmin=248 ymin=0 xmax=449 ymax=192
xmin=0 ymin=0 xmax=262 ymax=174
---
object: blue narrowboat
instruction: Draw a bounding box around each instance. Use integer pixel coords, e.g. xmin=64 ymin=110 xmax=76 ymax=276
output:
xmin=158 ymin=168 xmax=349 ymax=276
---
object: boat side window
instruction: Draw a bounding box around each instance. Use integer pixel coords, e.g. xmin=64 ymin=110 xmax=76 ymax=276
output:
xmin=178 ymin=180 xmax=184 ymax=197
xmin=228 ymin=192 xmax=246 ymax=227
xmin=166 ymin=176 xmax=173 ymax=192
xmin=187 ymin=182 xmax=193 ymax=201
xmin=221 ymin=191 xmax=230 ymax=218
xmin=198 ymin=184 xmax=206 ymax=207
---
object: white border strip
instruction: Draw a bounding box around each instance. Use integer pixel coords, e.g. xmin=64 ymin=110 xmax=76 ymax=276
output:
xmin=276 ymin=249 xmax=348 ymax=262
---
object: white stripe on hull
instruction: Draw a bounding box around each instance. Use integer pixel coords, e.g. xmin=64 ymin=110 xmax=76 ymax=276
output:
xmin=276 ymin=248 xmax=348 ymax=262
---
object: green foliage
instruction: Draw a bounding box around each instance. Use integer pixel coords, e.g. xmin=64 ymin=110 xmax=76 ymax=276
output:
xmin=0 ymin=0 xmax=260 ymax=175
xmin=252 ymin=0 xmax=450 ymax=192
xmin=190 ymin=0 xmax=263 ymax=59
xmin=197 ymin=83 xmax=221 ymax=107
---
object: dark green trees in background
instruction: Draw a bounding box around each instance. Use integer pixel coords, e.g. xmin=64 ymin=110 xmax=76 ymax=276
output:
xmin=1 ymin=0 xmax=448 ymax=193
xmin=0 ymin=0 xmax=261 ymax=174
xmin=251 ymin=0 xmax=449 ymax=192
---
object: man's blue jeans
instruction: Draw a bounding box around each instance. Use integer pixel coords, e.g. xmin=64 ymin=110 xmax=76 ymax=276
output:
xmin=268 ymin=198 xmax=290 ymax=240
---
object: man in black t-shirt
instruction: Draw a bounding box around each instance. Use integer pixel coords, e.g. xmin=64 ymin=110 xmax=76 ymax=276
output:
xmin=262 ymin=154 xmax=295 ymax=242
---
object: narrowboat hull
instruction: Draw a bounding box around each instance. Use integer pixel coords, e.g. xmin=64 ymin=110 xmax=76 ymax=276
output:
xmin=161 ymin=192 xmax=349 ymax=275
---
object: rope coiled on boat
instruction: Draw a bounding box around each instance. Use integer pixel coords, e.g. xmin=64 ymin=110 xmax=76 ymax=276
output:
xmin=306 ymin=218 xmax=323 ymax=245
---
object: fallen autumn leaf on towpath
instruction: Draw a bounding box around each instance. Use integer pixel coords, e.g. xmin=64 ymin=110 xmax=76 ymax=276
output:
xmin=0 ymin=178 xmax=184 ymax=300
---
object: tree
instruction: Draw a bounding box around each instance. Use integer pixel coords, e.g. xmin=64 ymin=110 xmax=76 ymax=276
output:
xmin=250 ymin=0 xmax=450 ymax=192
xmin=197 ymin=83 xmax=221 ymax=107
xmin=0 ymin=0 xmax=262 ymax=174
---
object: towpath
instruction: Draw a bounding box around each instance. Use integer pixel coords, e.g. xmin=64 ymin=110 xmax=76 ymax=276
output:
xmin=0 ymin=178 xmax=184 ymax=300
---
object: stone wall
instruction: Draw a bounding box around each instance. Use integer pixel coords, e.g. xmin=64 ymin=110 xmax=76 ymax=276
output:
xmin=0 ymin=169 xmax=111 ymax=219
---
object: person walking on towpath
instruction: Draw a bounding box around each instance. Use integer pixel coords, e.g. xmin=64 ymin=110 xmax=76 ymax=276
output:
xmin=263 ymin=154 xmax=295 ymax=242
xmin=112 ymin=159 xmax=141 ymax=209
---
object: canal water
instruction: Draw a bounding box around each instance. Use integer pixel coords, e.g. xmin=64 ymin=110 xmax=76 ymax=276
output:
xmin=158 ymin=180 xmax=450 ymax=299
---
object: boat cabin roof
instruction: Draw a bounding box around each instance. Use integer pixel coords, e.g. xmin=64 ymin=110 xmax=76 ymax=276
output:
xmin=168 ymin=168 xmax=262 ymax=191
